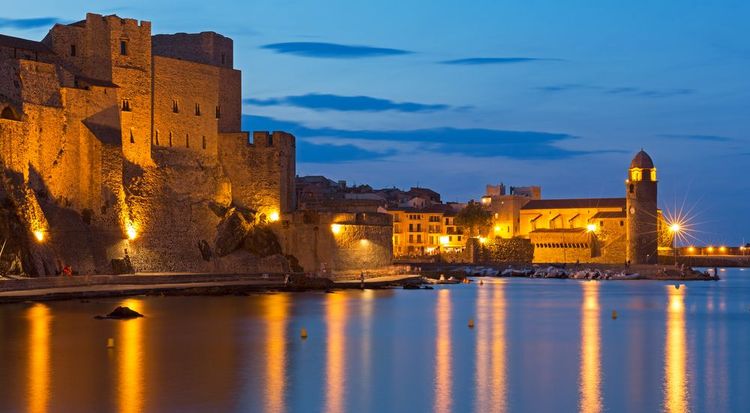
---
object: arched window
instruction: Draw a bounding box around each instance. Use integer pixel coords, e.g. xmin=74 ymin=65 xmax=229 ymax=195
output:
xmin=169 ymin=131 xmax=173 ymax=147
xmin=129 ymin=129 xmax=135 ymax=144
xmin=629 ymin=184 xmax=634 ymax=193
xmin=202 ymin=136 xmax=207 ymax=150
xmin=186 ymin=133 xmax=190 ymax=148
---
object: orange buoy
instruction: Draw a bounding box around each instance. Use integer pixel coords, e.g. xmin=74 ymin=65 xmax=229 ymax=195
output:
xmin=300 ymin=328 xmax=308 ymax=339
xmin=468 ymin=319 xmax=475 ymax=328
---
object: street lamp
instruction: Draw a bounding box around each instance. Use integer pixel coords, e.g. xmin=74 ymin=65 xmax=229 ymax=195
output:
xmin=669 ymin=223 xmax=681 ymax=266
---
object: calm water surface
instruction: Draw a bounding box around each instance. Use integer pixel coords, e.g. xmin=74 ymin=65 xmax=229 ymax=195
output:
xmin=1 ymin=269 xmax=749 ymax=412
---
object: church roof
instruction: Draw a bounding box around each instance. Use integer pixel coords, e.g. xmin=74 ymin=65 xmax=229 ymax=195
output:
xmin=630 ymin=150 xmax=654 ymax=169
xmin=591 ymin=210 xmax=627 ymax=219
xmin=521 ymin=198 xmax=625 ymax=210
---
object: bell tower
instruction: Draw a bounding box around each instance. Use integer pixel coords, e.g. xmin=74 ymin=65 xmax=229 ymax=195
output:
xmin=626 ymin=149 xmax=658 ymax=264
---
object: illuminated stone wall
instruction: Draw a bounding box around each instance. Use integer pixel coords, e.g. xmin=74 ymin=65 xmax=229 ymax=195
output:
xmin=0 ymin=13 xmax=304 ymax=275
xmin=529 ymin=221 xmax=626 ymax=264
xmin=273 ymin=211 xmax=393 ymax=272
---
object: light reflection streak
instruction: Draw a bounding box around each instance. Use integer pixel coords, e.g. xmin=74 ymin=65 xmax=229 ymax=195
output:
xmin=27 ymin=303 xmax=51 ymax=413
xmin=118 ymin=298 xmax=144 ymax=413
xmin=434 ymin=288 xmax=452 ymax=413
xmin=325 ymin=293 xmax=348 ymax=413
xmin=580 ymin=282 xmax=602 ymax=413
xmin=263 ymin=293 xmax=289 ymax=413
xmin=474 ymin=284 xmax=490 ymax=412
xmin=664 ymin=286 xmax=689 ymax=413
xmin=491 ymin=282 xmax=507 ymax=412
xmin=360 ymin=290 xmax=375 ymax=406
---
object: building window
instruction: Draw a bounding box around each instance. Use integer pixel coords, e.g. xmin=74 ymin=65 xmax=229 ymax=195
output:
xmin=195 ymin=103 xmax=201 ymax=116
xmin=172 ymin=100 xmax=179 ymax=113
xmin=600 ymin=221 xmax=604 ymax=227
xmin=215 ymin=105 xmax=221 ymax=119
xmin=121 ymin=99 xmax=131 ymax=112
xmin=186 ymin=134 xmax=190 ymax=148
xmin=129 ymin=129 xmax=135 ymax=144
xmin=620 ymin=220 xmax=624 ymax=226
xmin=202 ymin=136 xmax=206 ymax=150
xmin=155 ymin=130 xmax=160 ymax=146
xmin=221 ymin=53 xmax=226 ymax=65
xmin=70 ymin=45 xmax=76 ymax=57
xmin=169 ymin=131 xmax=173 ymax=147
xmin=120 ymin=40 xmax=128 ymax=56
xmin=629 ymin=184 xmax=634 ymax=193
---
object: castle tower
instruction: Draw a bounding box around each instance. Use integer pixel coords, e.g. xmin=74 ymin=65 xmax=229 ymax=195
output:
xmin=626 ymin=150 xmax=658 ymax=264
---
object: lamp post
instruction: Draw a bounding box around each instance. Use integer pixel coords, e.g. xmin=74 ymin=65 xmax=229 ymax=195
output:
xmin=669 ymin=223 xmax=681 ymax=266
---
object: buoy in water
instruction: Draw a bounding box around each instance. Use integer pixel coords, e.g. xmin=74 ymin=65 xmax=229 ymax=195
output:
xmin=479 ymin=280 xmax=484 ymax=286
xmin=468 ymin=319 xmax=475 ymax=328
xmin=300 ymin=328 xmax=308 ymax=339
xmin=106 ymin=338 xmax=115 ymax=348
xmin=611 ymin=310 xmax=618 ymax=320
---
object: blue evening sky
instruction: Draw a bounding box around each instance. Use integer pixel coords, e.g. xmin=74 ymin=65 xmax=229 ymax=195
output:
xmin=3 ymin=1 xmax=749 ymax=244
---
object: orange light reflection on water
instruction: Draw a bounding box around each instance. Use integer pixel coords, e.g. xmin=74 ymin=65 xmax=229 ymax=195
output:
xmin=325 ymin=293 xmax=348 ymax=413
xmin=434 ymin=288 xmax=452 ymax=413
xmin=664 ymin=286 xmax=689 ymax=413
xmin=475 ymin=281 xmax=507 ymax=413
xmin=27 ymin=303 xmax=51 ymax=413
xmin=263 ymin=293 xmax=289 ymax=413
xmin=580 ymin=282 xmax=602 ymax=413
xmin=118 ymin=298 xmax=144 ymax=413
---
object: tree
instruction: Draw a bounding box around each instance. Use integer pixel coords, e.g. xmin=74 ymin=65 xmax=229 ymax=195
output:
xmin=455 ymin=201 xmax=492 ymax=237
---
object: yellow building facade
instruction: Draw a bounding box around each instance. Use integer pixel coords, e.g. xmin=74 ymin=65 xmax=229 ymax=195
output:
xmin=388 ymin=208 xmax=466 ymax=257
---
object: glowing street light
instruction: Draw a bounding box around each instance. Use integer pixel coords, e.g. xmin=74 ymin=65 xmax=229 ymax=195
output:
xmin=33 ymin=230 xmax=45 ymax=242
xmin=586 ymin=223 xmax=596 ymax=233
xmin=331 ymin=224 xmax=342 ymax=235
xmin=126 ymin=224 xmax=138 ymax=241
xmin=669 ymin=223 xmax=681 ymax=265
xmin=268 ymin=211 xmax=280 ymax=222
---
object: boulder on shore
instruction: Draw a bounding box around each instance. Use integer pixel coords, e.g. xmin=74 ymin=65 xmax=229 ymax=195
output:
xmin=214 ymin=208 xmax=252 ymax=256
xmin=95 ymin=306 xmax=144 ymax=320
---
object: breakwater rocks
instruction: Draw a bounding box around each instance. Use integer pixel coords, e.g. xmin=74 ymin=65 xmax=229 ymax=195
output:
xmin=420 ymin=264 xmax=719 ymax=281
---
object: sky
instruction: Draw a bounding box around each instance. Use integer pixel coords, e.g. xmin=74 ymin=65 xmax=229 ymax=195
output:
xmin=2 ymin=0 xmax=749 ymax=244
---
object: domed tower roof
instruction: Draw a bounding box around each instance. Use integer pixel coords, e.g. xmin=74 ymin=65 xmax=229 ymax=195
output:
xmin=630 ymin=149 xmax=654 ymax=169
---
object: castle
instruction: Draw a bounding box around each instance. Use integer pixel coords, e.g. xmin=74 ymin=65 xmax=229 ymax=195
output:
xmin=0 ymin=13 xmax=392 ymax=275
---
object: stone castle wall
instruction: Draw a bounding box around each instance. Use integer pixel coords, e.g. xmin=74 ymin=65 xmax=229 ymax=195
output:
xmin=0 ymin=13 xmax=306 ymax=275
xmin=273 ymin=211 xmax=393 ymax=272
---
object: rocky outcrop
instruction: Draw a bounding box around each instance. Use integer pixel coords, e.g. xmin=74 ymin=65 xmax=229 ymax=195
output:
xmin=243 ymin=225 xmax=281 ymax=257
xmin=214 ymin=208 xmax=252 ymax=257
xmin=95 ymin=306 xmax=144 ymax=320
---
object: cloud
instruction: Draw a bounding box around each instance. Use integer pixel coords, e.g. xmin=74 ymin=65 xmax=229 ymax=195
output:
xmin=244 ymin=93 xmax=452 ymax=113
xmin=243 ymin=114 xmax=623 ymax=163
xmin=0 ymin=17 xmax=59 ymax=29
xmin=441 ymin=57 xmax=558 ymax=65
xmin=658 ymin=134 xmax=733 ymax=142
xmin=260 ymin=42 xmax=412 ymax=58
xmin=537 ymin=83 xmax=695 ymax=98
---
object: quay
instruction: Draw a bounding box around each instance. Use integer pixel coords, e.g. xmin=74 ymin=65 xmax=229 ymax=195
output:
xmin=0 ymin=273 xmax=422 ymax=304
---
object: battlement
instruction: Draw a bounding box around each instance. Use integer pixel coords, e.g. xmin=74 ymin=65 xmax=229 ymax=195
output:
xmin=152 ymin=32 xmax=232 ymax=68
xmin=252 ymin=131 xmax=296 ymax=148
xmin=87 ymin=13 xmax=151 ymax=30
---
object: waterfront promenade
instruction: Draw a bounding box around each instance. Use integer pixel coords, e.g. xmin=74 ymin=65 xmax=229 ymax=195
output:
xmin=0 ymin=273 xmax=420 ymax=303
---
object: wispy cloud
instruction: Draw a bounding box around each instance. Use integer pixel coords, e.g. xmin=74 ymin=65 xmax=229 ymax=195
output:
xmin=260 ymin=42 xmax=412 ymax=58
xmin=658 ymin=134 xmax=733 ymax=142
xmin=441 ymin=57 xmax=559 ymax=65
xmin=244 ymin=93 xmax=453 ymax=113
xmin=537 ymin=83 xmax=695 ymax=98
xmin=0 ymin=17 xmax=59 ymax=29
xmin=243 ymin=114 xmax=623 ymax=163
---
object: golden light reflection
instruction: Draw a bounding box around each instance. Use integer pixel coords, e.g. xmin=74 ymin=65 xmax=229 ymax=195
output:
xmin=119 ymin=298 xmax=144 ymax=413
xmin=475 ymin=281 xmax=508 ymax=412
xmin=325 ymin=293 xmax=348 ymax=413
xmin=27 ymin=303 xmax=51 ymax=413
xmin=263 ymin=293 xmax=289 ymax=413
xmin=580 ymin=282 xmax=602 ymax=413
xmin=664 ymin=286 xmax=689 ymax=413
xmin=434 ymin=288 xmax=452 ymax=413
xmin=491 ymin=282 xmax=507 ymax=412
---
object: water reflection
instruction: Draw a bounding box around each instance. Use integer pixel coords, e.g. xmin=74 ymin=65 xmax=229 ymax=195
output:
xmin=325 ymin=293 xmax=348 ymax=413
xmin=580 ymin=282 xmax=602 ymax=413
xmin=434 ymin=288 xmax=452 ymax=413
xmin=664 ymin=286 xmax=689 ymax=413
xmin=263 ymin=293 xmax=289 ymax=413
xmin=474 ymin=282 xmax=508 ymax=412
xmin=118 ymin=298 xmax=144 ymax=413
xmin=27 ymin=303 xmax=51 ymax=413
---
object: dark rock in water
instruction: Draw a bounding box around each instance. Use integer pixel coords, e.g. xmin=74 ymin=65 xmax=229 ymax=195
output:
xmin=422 ymin=285 xmax=434 ymax=290
xmin=243 ymin=225 xmax=282 ymax=257
xmin=403 ymin=284 xmax=421 ymax=290
xmin=95 ymin=306 xmax=144 ymax=320
xmin=214 ymin=208 xmax=252 ymax=257
xmin=287 ymin=274 xmax=334 ymax=290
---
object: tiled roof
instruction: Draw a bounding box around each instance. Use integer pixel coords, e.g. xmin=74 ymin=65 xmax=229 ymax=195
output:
xmin=521 ymin=198 xmax=625 ymax=210
xmin=591 ymin=210 xmax=626 ymax=219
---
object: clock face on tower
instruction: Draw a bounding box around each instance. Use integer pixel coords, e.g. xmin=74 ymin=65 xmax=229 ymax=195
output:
xmin=630 ymin=207 xmax=636 ymax=215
